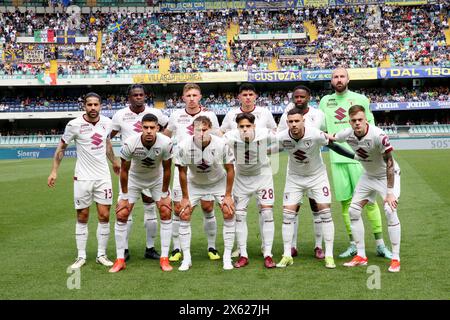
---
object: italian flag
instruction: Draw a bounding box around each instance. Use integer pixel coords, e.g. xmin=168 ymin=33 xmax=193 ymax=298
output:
xmin=37 ymin=71 xmax=57 ymax=85
xmin=34 ymin=30 xmax=55 ymax=43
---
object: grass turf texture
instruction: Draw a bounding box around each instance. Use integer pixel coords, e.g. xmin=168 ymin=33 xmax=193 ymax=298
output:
xmin=0 ymin=150 xmax=449 ymax=299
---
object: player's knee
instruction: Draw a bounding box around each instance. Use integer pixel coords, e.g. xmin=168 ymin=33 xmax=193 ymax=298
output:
xmin=200 ymin=200 xmax=214 ymax=213
xmin=76 ymin=209 xmax=89 ymax=223
xmin=260 ymin=207 xmax=273 ymax=223
xmin=179 ymin=208 xmax=192 ymax=221
xmin=348 ymin=203 xmax=363 ymax=221
xmin=282 ymin=208 xmax=297 ymax=224
xmin=159 ymin=203 xmax=172 ymax=221
xmin=221 ymin=205 xmax=234 ymax=220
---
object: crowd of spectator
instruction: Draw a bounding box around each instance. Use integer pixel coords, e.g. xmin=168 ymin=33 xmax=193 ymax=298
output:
xmin=1 ymin=2 xmax=449 ymax=76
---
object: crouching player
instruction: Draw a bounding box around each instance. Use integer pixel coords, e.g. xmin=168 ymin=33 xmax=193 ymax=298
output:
xmin=110 ymin=114 xmax=174 ymax=272
xmin=175 ymin=116 xmax=236 ymax=271
xmin=331 ymin=105 xmax=401 ymax=272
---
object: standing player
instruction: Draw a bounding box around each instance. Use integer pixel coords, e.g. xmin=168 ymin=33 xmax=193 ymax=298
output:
xmin=47 ymin=92 xmax=120 ymax=269
xmin=164 ymin=83 xmax=221 ymax=263
xmin=275 ymin=109 xmax=353 ymax=269
xmin=109 ymin=114 xmax=174 ymax=273
xmin=175 ymin=116 xmax=236 ymax=271
xmin=110 ymin=84 xmax=169 ymax=262
xmin=220 ymin=83 xmax=277 ymax=257
xmin=223 ymin=113 xmax=276 ymax=269
xmin=277 ymin=85 xmax=327 ymax=259
xmin=319 ymin=67 xmax=392 ymax=259
xmin=331 ymin=106 xmax=401 ymax=272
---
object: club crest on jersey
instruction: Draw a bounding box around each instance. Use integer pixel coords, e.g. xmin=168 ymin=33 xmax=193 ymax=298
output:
xmin=364 ymin=140 xmax=373 ymax=148
xmin=153 ymin=147 xmax=161 ymax=156
xmin=303 ymin=139 xmax=312 ymax=149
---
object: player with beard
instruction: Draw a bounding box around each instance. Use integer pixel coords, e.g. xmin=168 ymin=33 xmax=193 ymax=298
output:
xmin=319 ymin=67 xmax=392 ymax=259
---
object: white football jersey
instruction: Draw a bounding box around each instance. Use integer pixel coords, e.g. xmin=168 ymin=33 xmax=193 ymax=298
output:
xmin=223 ymin=128 xmax=274 ymax=176
xmin=220 ymin=106 xmax=277 ymax=133
xmin=277 ymin=104 xmax=326 ymax=133
xmin=167 ymin=107 xmax=220 ymax=147
xmin=112 ymin=105 xmax=169 ymax=143
xmin=276 ymin=127 xmax=329 ymax=176
xmin=175 ymin=135 xmax=235 ymax=186
xmin=334 ymin=125 xmax=399 ymax=179
xmin=120 ymin=132 xmax=173 ymax=181
xmin=62 ymin=115 xmax=112 ymax=180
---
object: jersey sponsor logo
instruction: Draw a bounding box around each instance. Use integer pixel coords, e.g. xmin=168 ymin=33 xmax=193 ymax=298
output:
xmin=281 ymin=140 xmax=295 ymax=149
xmin=326 ymin=99 xmax=338 ymax=107
xmin=293 ymin=149 xmax=307 ymax=161
xmin=197 ymin=159 xmax=210 ymax=171
xmin=133 ymin=121 xmax=142 ymax=133
xmin=141 ymin=157 xmax=155 ymax=168
xmin=186 ymin=123 xmax=194 ymax=135
xmin=91 ymin=133 xmax=103 ymax=146
xmin=335 ymin=107 xmax=346 ymax=121
xmin=356 ymin=148 xmax=369 ymax=159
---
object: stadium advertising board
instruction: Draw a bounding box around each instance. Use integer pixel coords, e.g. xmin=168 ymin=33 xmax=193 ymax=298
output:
xmin=384 ymin=0 xmax=428 ymax=5
xmin=378 ymin=66 xmax=450 ymax=79
xmin=303 ymin=0 xmax=329 ymax=7
xmin=133 ymin=72 xmax=247 ymax=84
xmin=330 ymin=0 xmax=383 ymax=5
xmin=160 ymin=1 xmax=206 ymax=11
xmin=0 ymin=147 xmax=77 ymax=160
xmin=371 ymin=101 xmax=450 ymax=111
xmin=249 ymin=69 xmax=378 ymax=82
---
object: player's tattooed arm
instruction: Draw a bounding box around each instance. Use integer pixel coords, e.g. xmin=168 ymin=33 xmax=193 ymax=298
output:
xmin=383 ymin=151 xmax=395 ymax=189
xmin=383 ymin=151 xmax=397 ymax=209
xmin=327 ymin=141 xmax=356 ymax=160
xmin=47 ymin=140 xmax=68 ymax=187
xmin=106 ymin=138 xmax=120 ymax=175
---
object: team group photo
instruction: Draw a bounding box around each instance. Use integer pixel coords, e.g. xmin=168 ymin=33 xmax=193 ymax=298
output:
xmin=1 ymin=0 xmax=449 ymax=301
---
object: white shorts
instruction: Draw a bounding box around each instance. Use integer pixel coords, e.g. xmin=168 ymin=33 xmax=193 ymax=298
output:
xmin=283 ymin=171 xmax=331 ymax=206
xmin=128 ymin=176 xmax=164 ymax=204
xmin=352 ymin=170 xmax=401 ymax=204
xmin=189 ymin=177 xmax=227 ymax=207
xmin=74 ymin=179 xmax=113 ymax=209
xmin=234 ymin=173 xmax=274 ymax=210
xmin=117 ymin=179 xmax=151 ymax=201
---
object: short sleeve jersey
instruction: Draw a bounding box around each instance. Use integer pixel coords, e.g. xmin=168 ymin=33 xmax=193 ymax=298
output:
xmin=62 ymin=115 xmax=112 ymax=180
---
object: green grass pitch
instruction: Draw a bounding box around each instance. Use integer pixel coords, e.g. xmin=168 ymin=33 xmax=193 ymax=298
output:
xmin=0 ymin=150 xmax=449 ymax=299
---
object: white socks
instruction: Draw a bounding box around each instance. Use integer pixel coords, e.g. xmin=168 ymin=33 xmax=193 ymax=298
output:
xmin=235 ymin=210 xmax=248 ymax=258
xmin=114 ymin=221 xmax=127 ymax=259
xmin=223 ymin=217 xmax=236 ymax=261
xmin=96 ymin=222 xmax=110 ymax=257
xmin=313 ymin=211 xmax=323 ymax=249
xmin=179 ymin=220 xmax=192 ymax=263
xmin=126 ymin=212 xmax=133 ymax=250
xmin=282 ymin=209 xmax=297 ymax=257
xmin=172 ymin=213 xmax=181 ymax=251
xmin=384 ymin=203 xmax=401 ymax=261
xmin=349 ymin=203 xmax=366 ymax=258
xmin=260 ymin=208 xmax=274 ymax=257
xmin=203 ymin=210 xmax=217 ymax=249
xmin=75 ymin=222 xmax=88 ymax=259
xmin=144 ymin=203 xmax=158 ymax=248
xmin=318 ymin=208 xmax=334 ymax=258
xmin=160 ymin=219 xmax=172 ymax=258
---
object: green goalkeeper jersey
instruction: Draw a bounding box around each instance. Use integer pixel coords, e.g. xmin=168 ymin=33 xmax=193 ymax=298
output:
xmin=319 ymin=90 xmax=375 ymax=164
